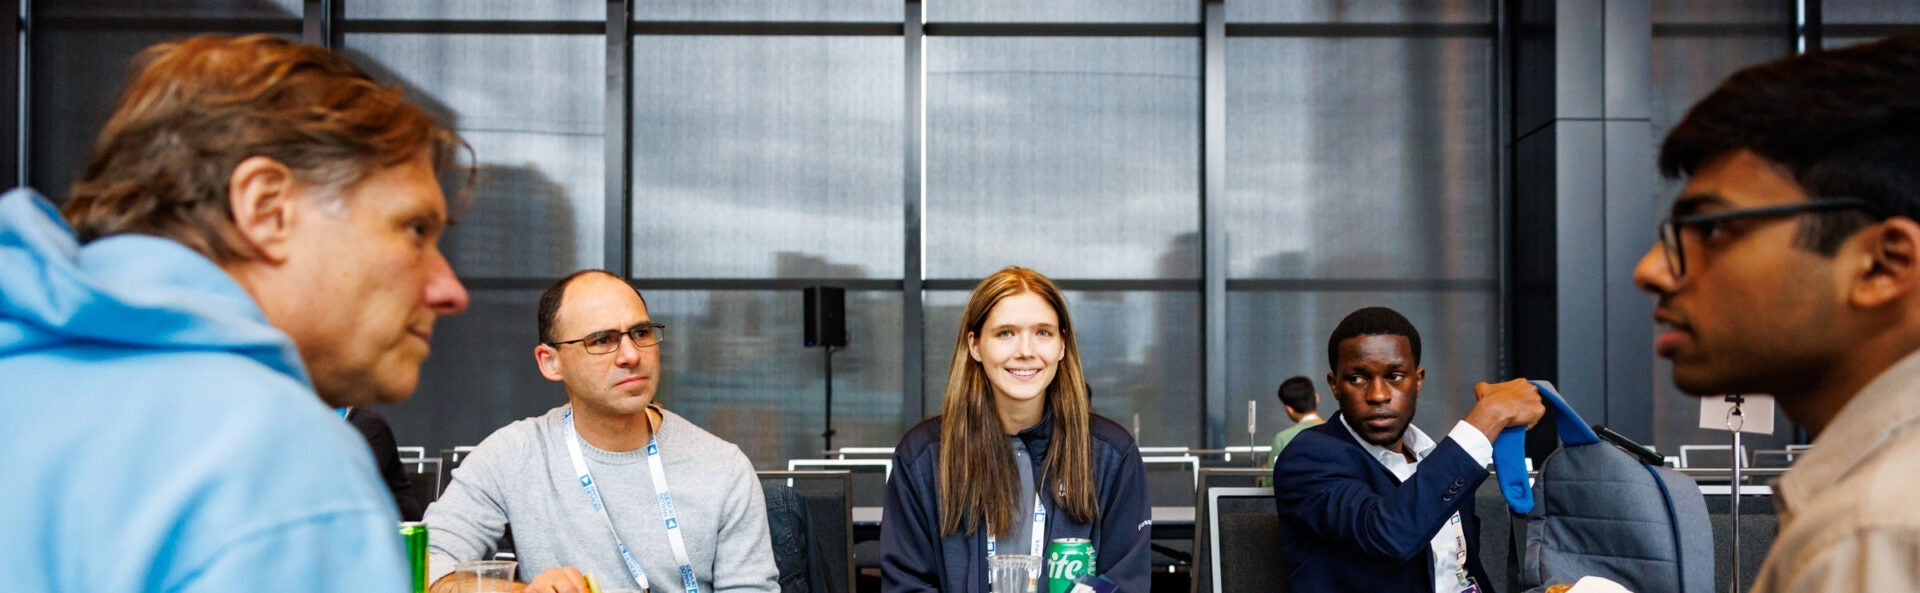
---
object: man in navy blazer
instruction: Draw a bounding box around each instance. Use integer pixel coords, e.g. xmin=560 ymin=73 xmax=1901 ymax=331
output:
xmin=1272 ymin=307 xmax=1544 ymax=592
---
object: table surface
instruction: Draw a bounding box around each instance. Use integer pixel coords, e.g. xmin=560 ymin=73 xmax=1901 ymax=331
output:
xmin=1697 ymin=484 xmax=1774 ymax=496
xmin=1673 ymin=466 xmax=1788 ymax=474
xmin=853 ymin=506 xmax=1195 ymax=526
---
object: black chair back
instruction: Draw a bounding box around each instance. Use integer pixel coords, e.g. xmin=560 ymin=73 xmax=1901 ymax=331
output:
xmin=1207 ymin=487 xmax=1286 ymax=593
xmin=764 ymin=484 xmax=811 ymax=593
xmin=787 ymin=460 xmax=889 ymax=507
xmin=759 ymin=470 xmax=853 ymax=593
xmin=402 ymin=457 xmax=442 ymax=510
xmin=1189 ymin=468 xmax=1268 ymax=593
xmin=1475 ymin=477 xmax=1517 ymax=592
xmin=1142 ymin=456 xmax=1200 ymax=508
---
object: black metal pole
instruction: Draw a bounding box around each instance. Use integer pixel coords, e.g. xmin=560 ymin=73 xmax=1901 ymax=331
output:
xmin=1726 ymin=394 xmax=1745 ymax=593
xmin=822 ymin=346 xmax=836 ymax=454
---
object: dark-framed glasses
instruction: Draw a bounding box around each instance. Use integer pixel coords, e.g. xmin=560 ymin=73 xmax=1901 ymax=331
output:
xmin=547 ymin=323 xmax=666 ymax=355
xmin=1656 ymin=197 xmax=1883 ymax=280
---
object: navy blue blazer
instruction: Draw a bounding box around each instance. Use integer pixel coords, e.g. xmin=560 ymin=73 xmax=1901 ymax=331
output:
xmin=1271 ymin=414 xmax=1495 ymax=592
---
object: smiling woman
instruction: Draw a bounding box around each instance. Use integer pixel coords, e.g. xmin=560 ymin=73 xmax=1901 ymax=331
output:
xmin=879 ymin=266 xmax=1152 ymax=593
xmin=941 ymin=269 xmax=1092 ymax=536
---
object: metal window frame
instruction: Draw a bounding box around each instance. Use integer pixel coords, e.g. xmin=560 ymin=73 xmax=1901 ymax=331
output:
xmin=903 ymin=0 xmax=927 ymax=428
xmin=1212 ymin=3 xmax=1505 ymax=447
xmin=4 ymin=0 xmax=1644 ymax=453
xmin=35 ymin=16 xmax=300 ymax=33
xmin=307 ymin=1 xmax=1508 ymax=452
xmin=607 ymin=0 xmax=634 ymax=277
xmin=1201 ymin=0 xmax=1226 ymax=448
xmin=5 ymin=0 xmax=20 ymax=188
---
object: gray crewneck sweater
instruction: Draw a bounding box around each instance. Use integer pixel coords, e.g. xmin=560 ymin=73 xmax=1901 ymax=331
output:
xmin=424 ymin=405 xmax=777 ymax=592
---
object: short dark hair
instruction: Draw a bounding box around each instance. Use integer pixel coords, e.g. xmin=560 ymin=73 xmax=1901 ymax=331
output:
xmin=1660 ymin=34 xmax=1920 ymax=254
xmin=537 ymin=269 xmax=643 ymax=344
xmin=1327 ymin=306 xmax=1422 ymax=371
xmin=1277 ymin=376 xmax=1316 ymax=413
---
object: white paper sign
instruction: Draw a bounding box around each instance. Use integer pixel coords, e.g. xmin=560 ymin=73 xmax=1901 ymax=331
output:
xmin=1698 ymin=394 xmax=1775 ymax=435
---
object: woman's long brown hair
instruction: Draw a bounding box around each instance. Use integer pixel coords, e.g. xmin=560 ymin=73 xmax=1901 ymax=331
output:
xmin=937 ymin=267 xmax=1098 ymax=538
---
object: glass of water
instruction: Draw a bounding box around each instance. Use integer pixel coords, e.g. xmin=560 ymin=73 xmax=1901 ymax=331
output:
xmin=450 ymin=560 xmax=518 ymax=593
xmin=988 ymin=554 xmax=1041 ymax=593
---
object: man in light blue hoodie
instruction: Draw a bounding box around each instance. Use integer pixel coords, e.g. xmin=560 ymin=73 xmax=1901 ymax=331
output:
xmin=0 ymin=35 xmax=470 ymax=592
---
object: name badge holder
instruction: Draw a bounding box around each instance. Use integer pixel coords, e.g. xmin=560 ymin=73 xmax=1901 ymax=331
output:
xmin=985 ymin=492 xmax=1047 ymax=592
xmin=564 ymin=411 xmax=702 ymax=593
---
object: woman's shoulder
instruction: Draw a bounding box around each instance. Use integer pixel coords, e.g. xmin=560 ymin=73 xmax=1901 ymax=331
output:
xmin=892 ymin=416 xmax=945 ymax=465
xmin=1086 ymin=413 xmax=1139 ymax=456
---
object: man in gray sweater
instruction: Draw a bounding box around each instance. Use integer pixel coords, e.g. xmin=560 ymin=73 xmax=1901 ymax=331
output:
xmin=426 ymin=270 xmax=778 ymax=593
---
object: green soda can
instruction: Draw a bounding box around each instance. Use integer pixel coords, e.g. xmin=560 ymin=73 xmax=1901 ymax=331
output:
xmin=399 ymin=521 xmax=429 ymax=593
xmin=1045 ymin=538 xmax=1096 ymax=593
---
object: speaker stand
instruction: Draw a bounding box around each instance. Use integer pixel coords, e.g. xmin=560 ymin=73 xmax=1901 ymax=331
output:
xmin=822 ymin=345 xmax=838 ymax=454
xmin=1726 ymin=395 xmax=1744 ymax=593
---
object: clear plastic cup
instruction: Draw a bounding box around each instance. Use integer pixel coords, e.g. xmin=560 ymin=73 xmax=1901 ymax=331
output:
xmin=450 ymin=560 xmax=518 ymax=593
xmin=988 ymin=554 xmax=1041 ymax=593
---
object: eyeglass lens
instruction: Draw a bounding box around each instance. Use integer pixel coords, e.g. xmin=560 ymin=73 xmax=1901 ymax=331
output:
xmin=582 ymin=325 xmax=662 ymax=354
xmin=1659 ymin=222 xmax=1684 ymax=279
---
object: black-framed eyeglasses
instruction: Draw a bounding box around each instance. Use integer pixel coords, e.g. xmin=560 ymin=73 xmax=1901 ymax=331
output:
xmin=1656 ymin=197 xmax=1883 ymax=280
xmin=546 ymin=323 xmax=666 ymax=355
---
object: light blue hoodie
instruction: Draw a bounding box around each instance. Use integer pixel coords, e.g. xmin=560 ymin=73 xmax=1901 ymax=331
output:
xmin=0 ymin=189 xmax=409 ymax=592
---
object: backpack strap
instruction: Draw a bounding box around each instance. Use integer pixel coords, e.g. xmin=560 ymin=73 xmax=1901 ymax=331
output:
xmin=1491 ymin=380 xmax=1598 ymax=513
xmin=1641 ymin=463 xmax=1691 ymax=593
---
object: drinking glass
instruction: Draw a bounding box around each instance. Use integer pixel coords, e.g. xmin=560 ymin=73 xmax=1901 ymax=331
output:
xmin=988 ymin=554 xmax=1041 ymax=593
xmin=451 ymin=560 xmax=518 ymax=593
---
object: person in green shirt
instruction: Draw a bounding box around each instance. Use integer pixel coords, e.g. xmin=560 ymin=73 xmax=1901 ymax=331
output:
xmin=1268 ymin=376 xmax=1324 ymax=470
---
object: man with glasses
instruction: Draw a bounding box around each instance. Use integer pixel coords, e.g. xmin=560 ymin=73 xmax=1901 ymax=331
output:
xmin=424 ymin=270 xmax=778 ymax=593
xmin=1633 ymin=34 xmax=1920 ymax=592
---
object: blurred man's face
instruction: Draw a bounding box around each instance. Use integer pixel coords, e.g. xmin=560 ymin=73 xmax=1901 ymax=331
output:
xmin=280 ymin=151 xmax=470 ymax=406
xmin=1633 ymin=150 xmax=1844 ymax=398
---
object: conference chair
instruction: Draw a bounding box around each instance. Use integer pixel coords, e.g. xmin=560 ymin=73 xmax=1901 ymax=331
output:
xmin=759 ymin=470 xmax=854 ymax=593
xmin=1206 ymin=487 xmax=1285 ymax=593
xmin=1188 ymin=468 xmax=1269 ymax=593
xmin=786 ymin=459 xmax=889 ymax=580
xmin=786 ymin=459 xmax=890 ymax=507
xmin=1142 ymin=455 xmax=1201 ymax=507
xmin=398 ymin=446 xmax=443 ymax=509
xmin=1679 ymin=444 xmax=1750 ymax=469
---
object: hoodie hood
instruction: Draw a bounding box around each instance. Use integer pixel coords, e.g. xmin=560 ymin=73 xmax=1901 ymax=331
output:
xmin=0 ymin=188 xmax=308 ymax=384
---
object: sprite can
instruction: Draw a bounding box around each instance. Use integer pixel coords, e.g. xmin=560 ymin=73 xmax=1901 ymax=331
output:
xmin=1045 ymin=538 xmax=1095 ymax=593
xmin=399 ymin=522 xmax=429 ymax=593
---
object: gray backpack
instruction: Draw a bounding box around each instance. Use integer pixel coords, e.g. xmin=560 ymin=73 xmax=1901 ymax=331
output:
xmin=1493 ymin=383 xmax=1715 ymax=593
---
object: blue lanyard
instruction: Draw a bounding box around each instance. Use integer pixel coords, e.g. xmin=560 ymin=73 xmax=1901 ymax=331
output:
xmin=563 ymin=411 xmax=701 ymax=593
